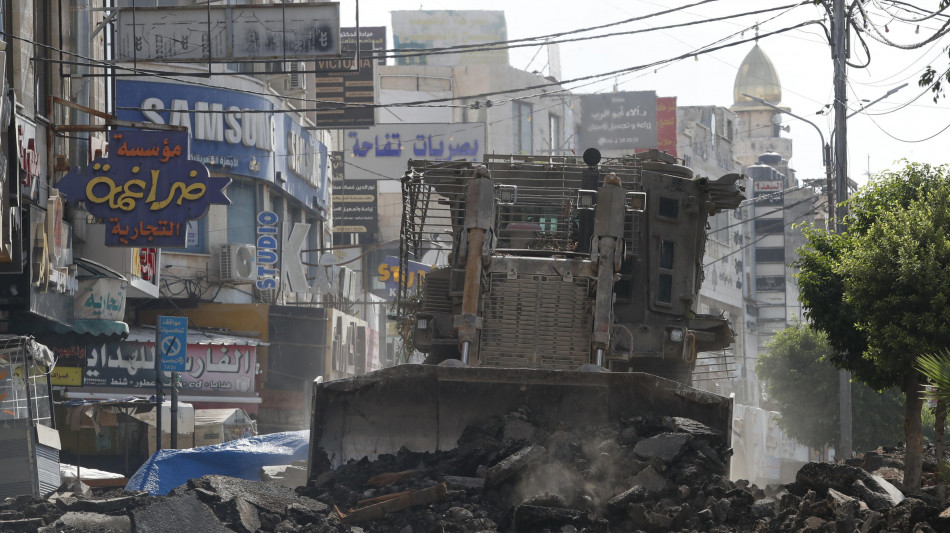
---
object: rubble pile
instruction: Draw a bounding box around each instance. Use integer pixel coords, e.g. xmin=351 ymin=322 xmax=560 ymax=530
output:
xmin=1 ymin=409 xmax=949 ymax=532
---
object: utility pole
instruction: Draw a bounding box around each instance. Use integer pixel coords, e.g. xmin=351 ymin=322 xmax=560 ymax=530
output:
xmin=832 ymin=0 xmax=852 ymax=460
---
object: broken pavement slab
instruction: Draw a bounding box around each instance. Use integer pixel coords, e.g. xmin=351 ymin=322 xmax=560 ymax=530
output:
xmin=633 ymin=433 xmax=691 ymax=463
xmin=132 ymin=493 xmax=233 ymax=533
xmin=38 ymin=511 xmax=131 ymax=533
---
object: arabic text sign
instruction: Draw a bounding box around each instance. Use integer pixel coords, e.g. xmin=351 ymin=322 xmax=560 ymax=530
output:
xmin=158 ymin=316 xmax=188 ymax=372
xmin=56 ymin=130 xmax=231 ymax=247
xmin=75 ymin=278 xmax=128 ymax=321
xmin=580 ymin=91 xmax=657 ymax=152
xmin=47 ymin=366 xmax=83 ymax=387
xmin=343 ymin=123 xmax=485 ymax=180
xmin=332 ymin=179 xmax=378 ymax=236
xmin=341 ymin=26 xmax=387 ymax=66
xmin=83 ymin=342 xmax=257 ymax=392
xmin=116 ymin=4 xmax=340 ymax=62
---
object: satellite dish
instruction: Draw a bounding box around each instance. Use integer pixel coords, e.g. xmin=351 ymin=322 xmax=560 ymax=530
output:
xmin=583 ymin=148 xmax=601 ymax=167
xmin=235 ymin=246 xmax=255 ymax=279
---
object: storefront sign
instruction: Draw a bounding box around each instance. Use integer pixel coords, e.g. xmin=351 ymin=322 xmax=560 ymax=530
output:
xmin=74 ymin=278 xmax=127 ymax=321
xmin=377 ymin=256 xmax=430 ymax=297
xmin=332 ymin=179 xmax=378 ymax=236
xmin=56 ymin=130 xmax=231 ymax=247
xmin=117 ymin=80 xmax=330 ymax=212
xmin=48 ymin=366 xmax=83 ymax=387
xmin=83 ymin=342 xmax=257 ymax=392
xmin=16 ymin=115 xmax=40 ymax=185
xmin=256 ymin=211 xmax=279 ymax=290
xmin=53 ymin=346 xmax=87 ymax=367
xmin=343 ymin=123 xmax=485 ymax=181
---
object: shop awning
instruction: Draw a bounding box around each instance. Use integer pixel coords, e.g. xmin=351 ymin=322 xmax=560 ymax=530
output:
xmin=14 ymin=314 xmax=130 ymax=345
xmin=125 ymin=326 xmax=267 ymax=347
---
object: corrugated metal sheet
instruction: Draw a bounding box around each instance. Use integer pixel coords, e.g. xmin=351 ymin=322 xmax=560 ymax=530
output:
xmin=35 ymin=444 xmax=61 ymax=495
xmin=125 ymin=326 xmax=267 ymax=346
xmin=480 ymin=273 xmax=592 ymax=370
xmin=0 ymin=422 xmax=34 ymax=499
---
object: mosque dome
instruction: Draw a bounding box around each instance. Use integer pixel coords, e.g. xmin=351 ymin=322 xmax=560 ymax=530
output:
xmin=733 ymin=44 xmax=782 ymax=106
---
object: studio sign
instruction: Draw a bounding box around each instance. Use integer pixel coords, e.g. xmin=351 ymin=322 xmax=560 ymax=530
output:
xmin=57 ymin=130 xmax=231 ymax=247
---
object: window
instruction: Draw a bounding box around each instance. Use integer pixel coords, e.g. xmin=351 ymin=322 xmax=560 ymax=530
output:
xmin=549 ymin=114 xmax=561 ymax=154
xmin=513 ymin=101 xmax=533 ymax=153
xmin=755 ymin=247 xmax=785 ymax=263
xmin=658 ymin=197 xmax=679 ymax=219
xmin=227 ymin=181 xmax=258 ymax=244
xmin=754 ymin=218 xmax=784 ymax=234
xmin=657 ymin=240 xmax=674 ymax=304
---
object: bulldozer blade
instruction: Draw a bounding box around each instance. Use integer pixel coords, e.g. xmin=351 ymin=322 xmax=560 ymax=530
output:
xmin=308 ymin=364 xmax=732 ymax=478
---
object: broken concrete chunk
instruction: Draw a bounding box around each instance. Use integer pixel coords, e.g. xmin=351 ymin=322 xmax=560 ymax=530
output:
xmin=38 ymin=511 xmax=131 ymax=533
xmin=851 ymin=479 xmax=899 ymax=512
xmin=511 ymin=504 xmax=604 ymax=532
xmin=484 ymin=445 xmax=546 ymax=488
xmin=260 ymin=464 xmax=308 ymax=490
xmin=606 ymin=485 xmax=647 ymax=514
xmin=65 ymin=495 xmax=143 ymax=514
xmin=633 ymin=433 xmax=690 ymax=463
xmin=442 ymin=476 xmax=485 ymax=490
xmin=628 ymin=464 xmax=668 ymax=494
xmin=188 ymin=475 xmax=308 ymax=515
xmin=132 ymin=493 xmax=232 ymax=533
xmin=227 ymin=497 xmax=262 ymax=533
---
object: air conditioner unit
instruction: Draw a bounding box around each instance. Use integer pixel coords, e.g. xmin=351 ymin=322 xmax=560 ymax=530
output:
xmin=218 ymin=243 xmax=256 ymax=282
xmin=284 ymin=62 xmax=306 ymax=91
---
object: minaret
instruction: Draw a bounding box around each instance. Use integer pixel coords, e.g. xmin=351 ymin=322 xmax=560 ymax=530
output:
xmin=730 ymin=43 xmax=793 ymax=177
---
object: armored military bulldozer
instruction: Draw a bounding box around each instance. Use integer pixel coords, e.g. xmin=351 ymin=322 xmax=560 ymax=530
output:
xmin=309 ymin=149 xmax=744 ymax=474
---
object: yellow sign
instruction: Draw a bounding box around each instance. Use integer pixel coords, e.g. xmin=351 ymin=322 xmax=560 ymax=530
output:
xmin=49 ymin=366 xmax=83 ymax=387
xmin=13 ymin=364 xmax=83 ymax=387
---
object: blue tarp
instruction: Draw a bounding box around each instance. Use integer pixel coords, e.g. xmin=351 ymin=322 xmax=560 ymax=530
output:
xmin=125 ymin=430 xmax=309 ymax=495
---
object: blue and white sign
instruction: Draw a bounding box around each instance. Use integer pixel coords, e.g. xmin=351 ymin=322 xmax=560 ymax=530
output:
xmin=343 ymin=123 xmax=485 ymax=181
xmin=158 ymin=315 xmax=188 ymax=372
xmin=115 ymin=80 xmax=331 ymax=213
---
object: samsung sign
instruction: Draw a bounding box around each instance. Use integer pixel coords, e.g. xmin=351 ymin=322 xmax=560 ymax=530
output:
xmin=116 ymin=80 xmax=330 ymax=212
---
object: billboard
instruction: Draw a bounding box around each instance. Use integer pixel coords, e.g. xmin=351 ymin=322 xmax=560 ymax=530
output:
xmin=580 ymin=91 xmax=657 ymax=152
xmin=314 ymin=53 xmax=376 ymax=129
xmin=392 ymin=10 xmax=508 ymax=66
xmin=343 ymin=123 xmax=485 ymax=180
xmin=332 ymin=179 xmax=378 ymax=237
xmin=56 ymin=130 xmax=231 ymax=247
xmin=341 ymin=26 xmax=387 ymax=66
xmin=116 ymin=4 xmax=340 ymax=62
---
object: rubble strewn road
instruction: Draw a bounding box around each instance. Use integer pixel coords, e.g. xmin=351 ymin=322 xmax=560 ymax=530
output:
xmin=2 ymin=408 xmax=949 ymax=532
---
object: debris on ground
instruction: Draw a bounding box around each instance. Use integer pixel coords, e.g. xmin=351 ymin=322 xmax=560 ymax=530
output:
xmin=2 ymin=408 xmax=949 ymax=532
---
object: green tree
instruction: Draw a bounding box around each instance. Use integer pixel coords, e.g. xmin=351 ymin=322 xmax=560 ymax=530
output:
xmin=757 ymin=323 xmax=904 ymax=451
xmin=796 ymin=161 xmax=950 ymax=489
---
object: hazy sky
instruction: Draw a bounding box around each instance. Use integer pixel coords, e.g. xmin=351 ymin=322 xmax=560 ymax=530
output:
xmin=342 ymin=0 xmax=950 ymax=188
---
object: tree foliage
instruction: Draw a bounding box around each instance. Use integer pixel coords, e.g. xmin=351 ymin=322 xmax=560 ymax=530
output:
xmin=795 ymin=161 xmax=950 ymax=487
xmin=757 ymin=323 xmax=904 ymax=451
